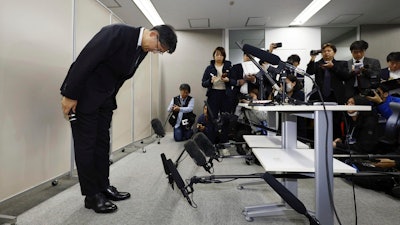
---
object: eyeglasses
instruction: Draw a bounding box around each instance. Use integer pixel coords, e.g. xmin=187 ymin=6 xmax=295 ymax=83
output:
xmin=152 ymin=35 xmax=166 ymax=55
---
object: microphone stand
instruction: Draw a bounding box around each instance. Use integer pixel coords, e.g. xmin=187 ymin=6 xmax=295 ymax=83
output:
xmin=174 ymin=148 xmax=186 ymax=168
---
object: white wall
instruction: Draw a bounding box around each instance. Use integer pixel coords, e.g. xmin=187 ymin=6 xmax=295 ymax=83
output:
xmin=0 ymin=0 xmax=74 ymax=201
xmin=361 ymin=24 xmax=400 ymax=66
xmin=0 ymin=0 xmax=155 ymax=202
xmin=160 ymin=30 xmax=224 ymax=132
xmin=265 ymin=27 xmax=321 ymax=71
xmin=265 ymin=27 xmax=321 ymax=96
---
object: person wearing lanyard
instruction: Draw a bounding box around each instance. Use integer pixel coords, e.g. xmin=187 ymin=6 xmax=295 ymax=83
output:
xmin=333 ymin=95 xmax=379 ymax=154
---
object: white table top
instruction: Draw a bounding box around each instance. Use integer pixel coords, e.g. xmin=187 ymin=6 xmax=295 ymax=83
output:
xmin=238 ymin=103 xmax=371 ymax=112
xmin=252 ymin=148 xmax=357 ymax=173
xmin=243 ymin=135 xmax=309 ymax=149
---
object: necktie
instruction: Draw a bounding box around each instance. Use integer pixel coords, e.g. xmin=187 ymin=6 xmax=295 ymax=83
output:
xmin=355 ymin=60 xmax=361 ymax=88
xmin=323 ymin=69 xmax=331 ymax=97
xmin=127 ymin=46 xmax=142 ymax=76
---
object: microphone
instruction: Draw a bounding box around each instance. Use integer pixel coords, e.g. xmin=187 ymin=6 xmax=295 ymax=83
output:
xmin=192 ymin=132 xmax=217 ymax=158
xmin=184 ymin=140 xmax=212 ymax=173
xmin=243 ymin=44 xmax=280 ymax=65
xmin=237 ymin=44 xmax=280 ymax=91
xmin=151 ymin=118 xmax=165 ymax=137
xmin=262 ymin=172 xmax=320 ymax=224
xmin=243 ymin=44 xmax=312 ymax=78
xmin=165 ymin=158 xmax=193 ymax=206
xmin=68 ymin=110 xmax=77 ymax=124
xmin=160 ymin=153 xmax=174 ymax=189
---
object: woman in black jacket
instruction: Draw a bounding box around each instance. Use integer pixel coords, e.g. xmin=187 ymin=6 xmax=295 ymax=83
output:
xmin=201 ymin=47 xmax=234 ymax=144
xmin=333 ymin=95 xmax=379 ymax=154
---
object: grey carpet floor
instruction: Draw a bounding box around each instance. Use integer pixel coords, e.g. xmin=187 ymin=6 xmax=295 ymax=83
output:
xmin=16 ymin=132 xmax=400 ymax=225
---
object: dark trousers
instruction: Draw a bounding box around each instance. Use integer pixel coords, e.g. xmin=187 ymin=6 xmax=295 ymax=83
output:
xmin=173 ymin=126 xmax=193 ymax=141
xmin=207 ymin=89 xmax=231 ymax=143
xmin=71 ymin=101 xmax=113 ymax=196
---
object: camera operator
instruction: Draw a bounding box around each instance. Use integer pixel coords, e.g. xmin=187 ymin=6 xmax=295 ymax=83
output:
xmin=306 ymin=43 xmax=352 ymax=104
xmin=366 ymin=83 xmax=400 ymax=120
xmin=345 ymin=40 xmax=381 ymax=98
xmin=306 ymin=43 xmax=352 ymax=139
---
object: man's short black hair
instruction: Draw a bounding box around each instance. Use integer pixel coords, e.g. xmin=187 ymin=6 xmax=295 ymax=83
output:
xmin=322 ymin=43 xmax=337 ymax=53
xmin=179 ymin=83 xmax=191 ymax=93
xmin=350 ymin=40 xmax=369 ymax=51
xmin=386 ymin=52 xmax=400 ymax=62
xmin=151 ymin=24 xmax=177 ymax=54
xmin=287 ymin=54 xmax=300 ymax=65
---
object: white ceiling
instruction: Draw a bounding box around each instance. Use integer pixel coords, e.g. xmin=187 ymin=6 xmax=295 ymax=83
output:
xmin=99 ymin=0 xmax=400 ymax=30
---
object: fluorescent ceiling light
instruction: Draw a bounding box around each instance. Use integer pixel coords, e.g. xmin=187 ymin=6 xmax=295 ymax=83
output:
xmin=132 ymin=0 xmax=164 ymax=26
xmin=290 ymin=0 xmax=331 ymax=26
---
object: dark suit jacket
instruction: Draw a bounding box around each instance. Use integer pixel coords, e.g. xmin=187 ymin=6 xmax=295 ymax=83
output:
xmin=346 ymin=57 xmax=381 ymax=91
xmin=306 ymin=59 xmax=352 ymax=104
xmin=229 ymin=63 xmax=259 ymax=96
xmin=60 ymin=24 xmax=148 ymax=113
xmin=201 ymin=60 xmax=233 ymax=97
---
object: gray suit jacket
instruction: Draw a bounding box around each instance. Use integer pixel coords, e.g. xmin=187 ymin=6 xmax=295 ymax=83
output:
xmin=346 ymin=57 xmax=381 ymax=89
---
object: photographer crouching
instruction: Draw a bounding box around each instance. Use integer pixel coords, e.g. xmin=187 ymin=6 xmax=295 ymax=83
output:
xmin=167 ymin=83 xmax=196 ymax=142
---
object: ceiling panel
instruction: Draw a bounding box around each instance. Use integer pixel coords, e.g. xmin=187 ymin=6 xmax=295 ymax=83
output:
xmin=99 ymin=0 xmax=400 ymax=30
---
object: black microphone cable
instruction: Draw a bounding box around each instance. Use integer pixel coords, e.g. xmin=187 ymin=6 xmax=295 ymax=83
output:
xmin=339 ymin=111 xmax=359 ymax=225
xmin=318 ymin=90 xmax=344 ymax=225
xmin=306 ymin=74 xmax=344 ymax=225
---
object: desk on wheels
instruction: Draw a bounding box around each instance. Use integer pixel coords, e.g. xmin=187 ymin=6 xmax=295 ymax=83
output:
xmin=239 ymin=103 xmax=370 ymax=225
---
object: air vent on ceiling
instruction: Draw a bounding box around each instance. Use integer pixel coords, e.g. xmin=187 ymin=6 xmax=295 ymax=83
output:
xmin=245 ymin=17 xmax=266 ymax=27
xmin=188 ymin=18 xmax=210 ymax=28
xmin=102 ymin=0 xmax=121 ymax=8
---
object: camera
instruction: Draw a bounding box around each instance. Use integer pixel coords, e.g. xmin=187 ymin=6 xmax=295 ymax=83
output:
xmin=272 ymin=42 xmax=282 ymax=48
xmin=310 ymin=49 xmax=322 ymax=56
xmin=360 ymin=89 xmax=375 ymax=97
xmin=68 ymin=110 xmax=77 ymax=123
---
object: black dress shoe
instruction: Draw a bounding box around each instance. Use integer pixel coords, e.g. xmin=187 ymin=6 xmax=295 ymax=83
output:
xmin=85 ymin=193 xmax=118 ymax=213
xmin=102 ymin=186 xmax=131 ymax=201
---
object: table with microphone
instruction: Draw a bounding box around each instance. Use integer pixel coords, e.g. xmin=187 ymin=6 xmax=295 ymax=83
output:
xmin=238 ymin=101 xmax=370 ymax=225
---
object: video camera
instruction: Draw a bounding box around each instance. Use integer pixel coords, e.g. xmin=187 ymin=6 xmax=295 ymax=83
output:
xmin=310 ymin=49 xmax=322 ymax=56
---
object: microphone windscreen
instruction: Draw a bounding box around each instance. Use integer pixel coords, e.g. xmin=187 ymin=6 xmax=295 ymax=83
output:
xmin=193 ymin=132 xmax=216 ymax=157
xmin=151 ymin=118 xmax=165 ymax=137
xmin=160 ymin=153 xmax=170 ymax=176
xmin=184 ymin=140 xmax=207 ymax=167
xmin=262 ymin=172 xmax=307 ymax=214
xmin=161 ymin=153 xmax=174 ymax=189
xmin=243 ymin=44 xmax=281 ymax=65
xmin=166 ymin=159 xmax=185 ymax=189
xmin=166 ymin=158 xmax=193 ymax=206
